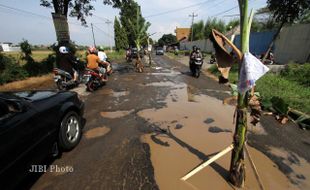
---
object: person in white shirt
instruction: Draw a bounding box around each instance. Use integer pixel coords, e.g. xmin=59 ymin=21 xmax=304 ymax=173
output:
xmin=98 ymin=46 xmax=108 ymax=62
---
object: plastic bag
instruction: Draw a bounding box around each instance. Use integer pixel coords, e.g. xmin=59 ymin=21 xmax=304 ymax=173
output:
xmin=238 ymin=52 xmax=269 ymax=93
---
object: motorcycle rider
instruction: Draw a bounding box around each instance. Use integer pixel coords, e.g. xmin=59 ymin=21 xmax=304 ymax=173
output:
xmin=189 ymin=45 xmax=197 ymax=71
xmin=98 ymin=46 xmax=108 ymax=62
xmin=57 ymin=46 xmax=78 ymax=82
xmin=86 ymin=46 xmax=107 ymax=81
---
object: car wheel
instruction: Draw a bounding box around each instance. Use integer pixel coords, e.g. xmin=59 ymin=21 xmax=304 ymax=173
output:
xmin=58 ymin=111 xmax=82 ymax=150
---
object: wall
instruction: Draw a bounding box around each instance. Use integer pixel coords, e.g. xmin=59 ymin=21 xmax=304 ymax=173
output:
xmin=274 ymin=23 xmax=310 ymax=64
xmin=180 ymin=39 xmax=214 ymax=53
xmin=234 ymin=30 xmax=276 ymax=56
xmin=179 ymin=23 xmax=310 ymax=64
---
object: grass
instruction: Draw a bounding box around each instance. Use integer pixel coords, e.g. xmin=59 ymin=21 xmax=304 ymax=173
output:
xmin=0 ymin=74 xmax=55 ymax=92
xmin=3 ymin=50 xmax=53 ymax=64
xmin=208 ymin=64 xmax=310 ymax=114
xmin=256 ymin=74 xmax=310 ymax=114
xmin=106 ymin=50 xmax=125 ymax=62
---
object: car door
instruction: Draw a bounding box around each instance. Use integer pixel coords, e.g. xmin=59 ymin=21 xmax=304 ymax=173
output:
xmin=0 ymin=99 xmax=43 ymax=188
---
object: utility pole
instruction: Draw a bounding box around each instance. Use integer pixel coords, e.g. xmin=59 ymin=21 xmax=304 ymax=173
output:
xmin=105 ymin=20 xmax=112 ymax=52
xmin=91 ymin=23 xmax=96 ymax=47
xmin=189 ymin=12 xmax=198 ymax=42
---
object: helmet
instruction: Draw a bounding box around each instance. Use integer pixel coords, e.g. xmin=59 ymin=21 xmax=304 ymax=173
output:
xmin=88 ymin=46 xmax=96 ymax=54
xmin=192 ymin=45 xmax=197 ymax=51
xmin=99 ymin=46 xmax=105 ymax=51
xmin=59 ymin=46 xmax=69 ymax=54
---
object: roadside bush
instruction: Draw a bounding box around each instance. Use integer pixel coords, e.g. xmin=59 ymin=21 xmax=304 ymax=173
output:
xmin=23 ymin=54 xmax=55 ymax=76
xmin=0 ymin=53 xmax=28 ymax=84
xmin=280 ymin=63 xmax=310 ymax=87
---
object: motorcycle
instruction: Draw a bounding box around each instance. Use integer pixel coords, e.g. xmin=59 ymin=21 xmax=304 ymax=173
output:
xmin=84 ymin=68 xmax=107 ymax=92
xmin=190 ymin=57 xmax=203 ymax=78
xmin=53 ymin=68 xmax=78 ymax=90
xmin=53 ymin=59 xmax=85 ymax=90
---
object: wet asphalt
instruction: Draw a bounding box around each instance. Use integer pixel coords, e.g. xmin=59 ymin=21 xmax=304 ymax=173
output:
xmin=23 ymin=54 xmax=309 ymax=189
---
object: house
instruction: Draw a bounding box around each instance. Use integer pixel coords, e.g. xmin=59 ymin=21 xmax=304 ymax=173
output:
xmin=175 ymin=27 xmax=190 ymax=41
xmin=0 ymin=42 xmax=21 ymax=52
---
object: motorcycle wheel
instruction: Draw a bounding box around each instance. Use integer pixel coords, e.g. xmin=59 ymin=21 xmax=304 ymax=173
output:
xmin=56 ymin=80 xmax=65 ymax=90
xmin=86 ymin=80 xmax=95 ymax=92
xmin=195 ymin=69 xmax=200 ymax=78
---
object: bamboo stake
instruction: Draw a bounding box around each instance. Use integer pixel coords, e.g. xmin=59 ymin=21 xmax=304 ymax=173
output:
xmin=181 ymin=144 xmax=234 ymax=181
xmin=245 ymin=143 xmax=265 ymax=190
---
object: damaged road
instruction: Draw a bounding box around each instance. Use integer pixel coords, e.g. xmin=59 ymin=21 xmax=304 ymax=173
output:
xmin=26 ymin=55 xmax=310 ymax=190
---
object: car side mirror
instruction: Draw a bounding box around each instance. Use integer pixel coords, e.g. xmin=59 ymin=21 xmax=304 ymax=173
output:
xmin=8 ymin=100 xmax=27 ymax=113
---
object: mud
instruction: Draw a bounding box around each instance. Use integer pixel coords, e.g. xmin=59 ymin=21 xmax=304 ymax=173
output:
xmin=100 ymin=109 xmax=134 ymax=119
xmin=139 ymin=82 xmax=296 ymax=190
xmin=84 ymin=126 xmax=111 ymax=139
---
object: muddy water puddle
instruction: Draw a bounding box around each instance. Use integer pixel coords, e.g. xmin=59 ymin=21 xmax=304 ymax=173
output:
xmin=99 ymin=88 xmax=129 ymax=98
xmin=100 ymin=109 xmax=134 ymax=119
xmin=138 ymin=84 xmax=297 ymax=190
xmin=84 ymin=126 xmax=111 ymax=139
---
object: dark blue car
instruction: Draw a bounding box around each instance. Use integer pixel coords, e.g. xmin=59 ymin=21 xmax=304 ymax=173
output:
xmin=0 ymin=90 xmax=84 ymax=189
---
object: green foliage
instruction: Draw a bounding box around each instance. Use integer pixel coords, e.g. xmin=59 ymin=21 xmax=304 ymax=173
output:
xmin=0 ymin=53 xmax=28 ymax=84
xmin=280 ymin=63 xmax=310 ymax=87
xmin=256 ymin=74 xmax=310 ymax=113
xmin=190 ymin=20 xmax=205 ymax=41
xmin=20 ymin=39 xmax=33 ymax=63
xmin=226 ymin=19 xmax=240 ymax=31
xmin=157 ymin=34 xmax=177 ymax=47
xmin=127 ymin=6 xmax=150 ymax=50
xmin=116 ymin=0 xmax=145 ymax=47
xmin=267 ymin=0 xmax=310 ymax=23
xmin=40 ymin=0 xmax=95 ymax=26
xmin=204 ymin=18 xmax=226 ymax=39
xmin=114 ymin=16 xmax=129 ymax=51
xmin=23 ymin=55 xmax=55 ymax=76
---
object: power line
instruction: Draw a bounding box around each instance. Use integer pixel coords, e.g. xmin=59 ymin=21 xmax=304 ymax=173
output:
xmin=92 ymin=24 xmax=113 ymax=39
xmin=210 ymin=5 xmax=239 ymax=17
xmin=145 ymin=0 xmax=214 ymax=18
xmin=0 ymin=3 xmax=84 ymax=26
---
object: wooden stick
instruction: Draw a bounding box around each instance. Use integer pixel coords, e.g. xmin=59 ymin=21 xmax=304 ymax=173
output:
xmin=181 ymin=144 xmax=234 ymax=181
xmin=245 ymin=143 xmax=265 ymax=190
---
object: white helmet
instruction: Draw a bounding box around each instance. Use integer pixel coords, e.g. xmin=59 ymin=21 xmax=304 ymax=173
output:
xmin=59 ymin=46 xmax=69 ymax=54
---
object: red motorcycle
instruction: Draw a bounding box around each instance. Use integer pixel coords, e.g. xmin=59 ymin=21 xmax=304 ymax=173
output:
xmin=83 ymin=68 xmax=107 ymax=92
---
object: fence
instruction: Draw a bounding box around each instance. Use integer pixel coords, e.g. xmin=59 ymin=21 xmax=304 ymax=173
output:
xmin=180 ymin=23 xmax=310 ymax=64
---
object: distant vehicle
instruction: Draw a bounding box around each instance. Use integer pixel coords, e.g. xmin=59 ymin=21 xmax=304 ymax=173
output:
xmin=126 ymin=48 xmax=143 ymax=62
xmin=0 ymin=90 xmax=84 ymax=189
xmin=156 ymin=47 xmax=164 ymax=55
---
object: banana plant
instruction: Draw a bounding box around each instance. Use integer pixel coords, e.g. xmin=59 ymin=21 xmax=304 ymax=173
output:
xmin=128 ymin=7 xmax=151 ymax=61
xmin=229 ymin=0 xmax=254 ymax=187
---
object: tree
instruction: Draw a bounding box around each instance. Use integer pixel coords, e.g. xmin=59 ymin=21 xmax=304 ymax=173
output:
xmin=128 ymin=7 xmax=150 ymax=52
xmin=114 ymin=16 xmax=128 ymax=51
xmin=226 ymin=19 xmax=240 ymax=31
xmin=157 ymin=34 xmax=177 ymax=47
xmin=263 ymin=0 xmax=310 ymax=61
xmin=189 ymin=20 xmax=205 ymax=41
xmin=204 ymin=18 xmax=226 ymax=39
xmin=40 ymin=0 xmax=95 ymax=25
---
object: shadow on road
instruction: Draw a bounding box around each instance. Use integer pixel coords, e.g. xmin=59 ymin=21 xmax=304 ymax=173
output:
xmin=150 ymin=126 xmax=230 ymax=181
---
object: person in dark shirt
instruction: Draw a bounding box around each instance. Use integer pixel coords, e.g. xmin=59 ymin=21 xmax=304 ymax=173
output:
xmin=57 ymin=46 xmax=78 ymax=81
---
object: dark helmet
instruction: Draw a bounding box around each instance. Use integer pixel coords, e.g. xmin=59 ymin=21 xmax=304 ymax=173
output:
xmin=192 ymin=45 xmax=197 ymax=51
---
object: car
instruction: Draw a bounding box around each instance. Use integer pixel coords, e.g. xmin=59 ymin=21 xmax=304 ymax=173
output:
xmin=156 ymin=47 xmax=164 ymax=55
xmin=0 ymin=90 xmax=84 ymax=189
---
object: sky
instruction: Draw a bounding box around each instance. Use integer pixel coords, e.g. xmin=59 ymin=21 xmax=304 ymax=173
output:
xmin=0 ymin=0 xmax=267 ymax=46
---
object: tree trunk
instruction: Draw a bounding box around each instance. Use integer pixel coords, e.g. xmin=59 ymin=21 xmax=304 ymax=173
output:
xmin=229 ymin=0 xmax=252 ymax=187
xmin=262 ymin=20 xmax=285 ymax=62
